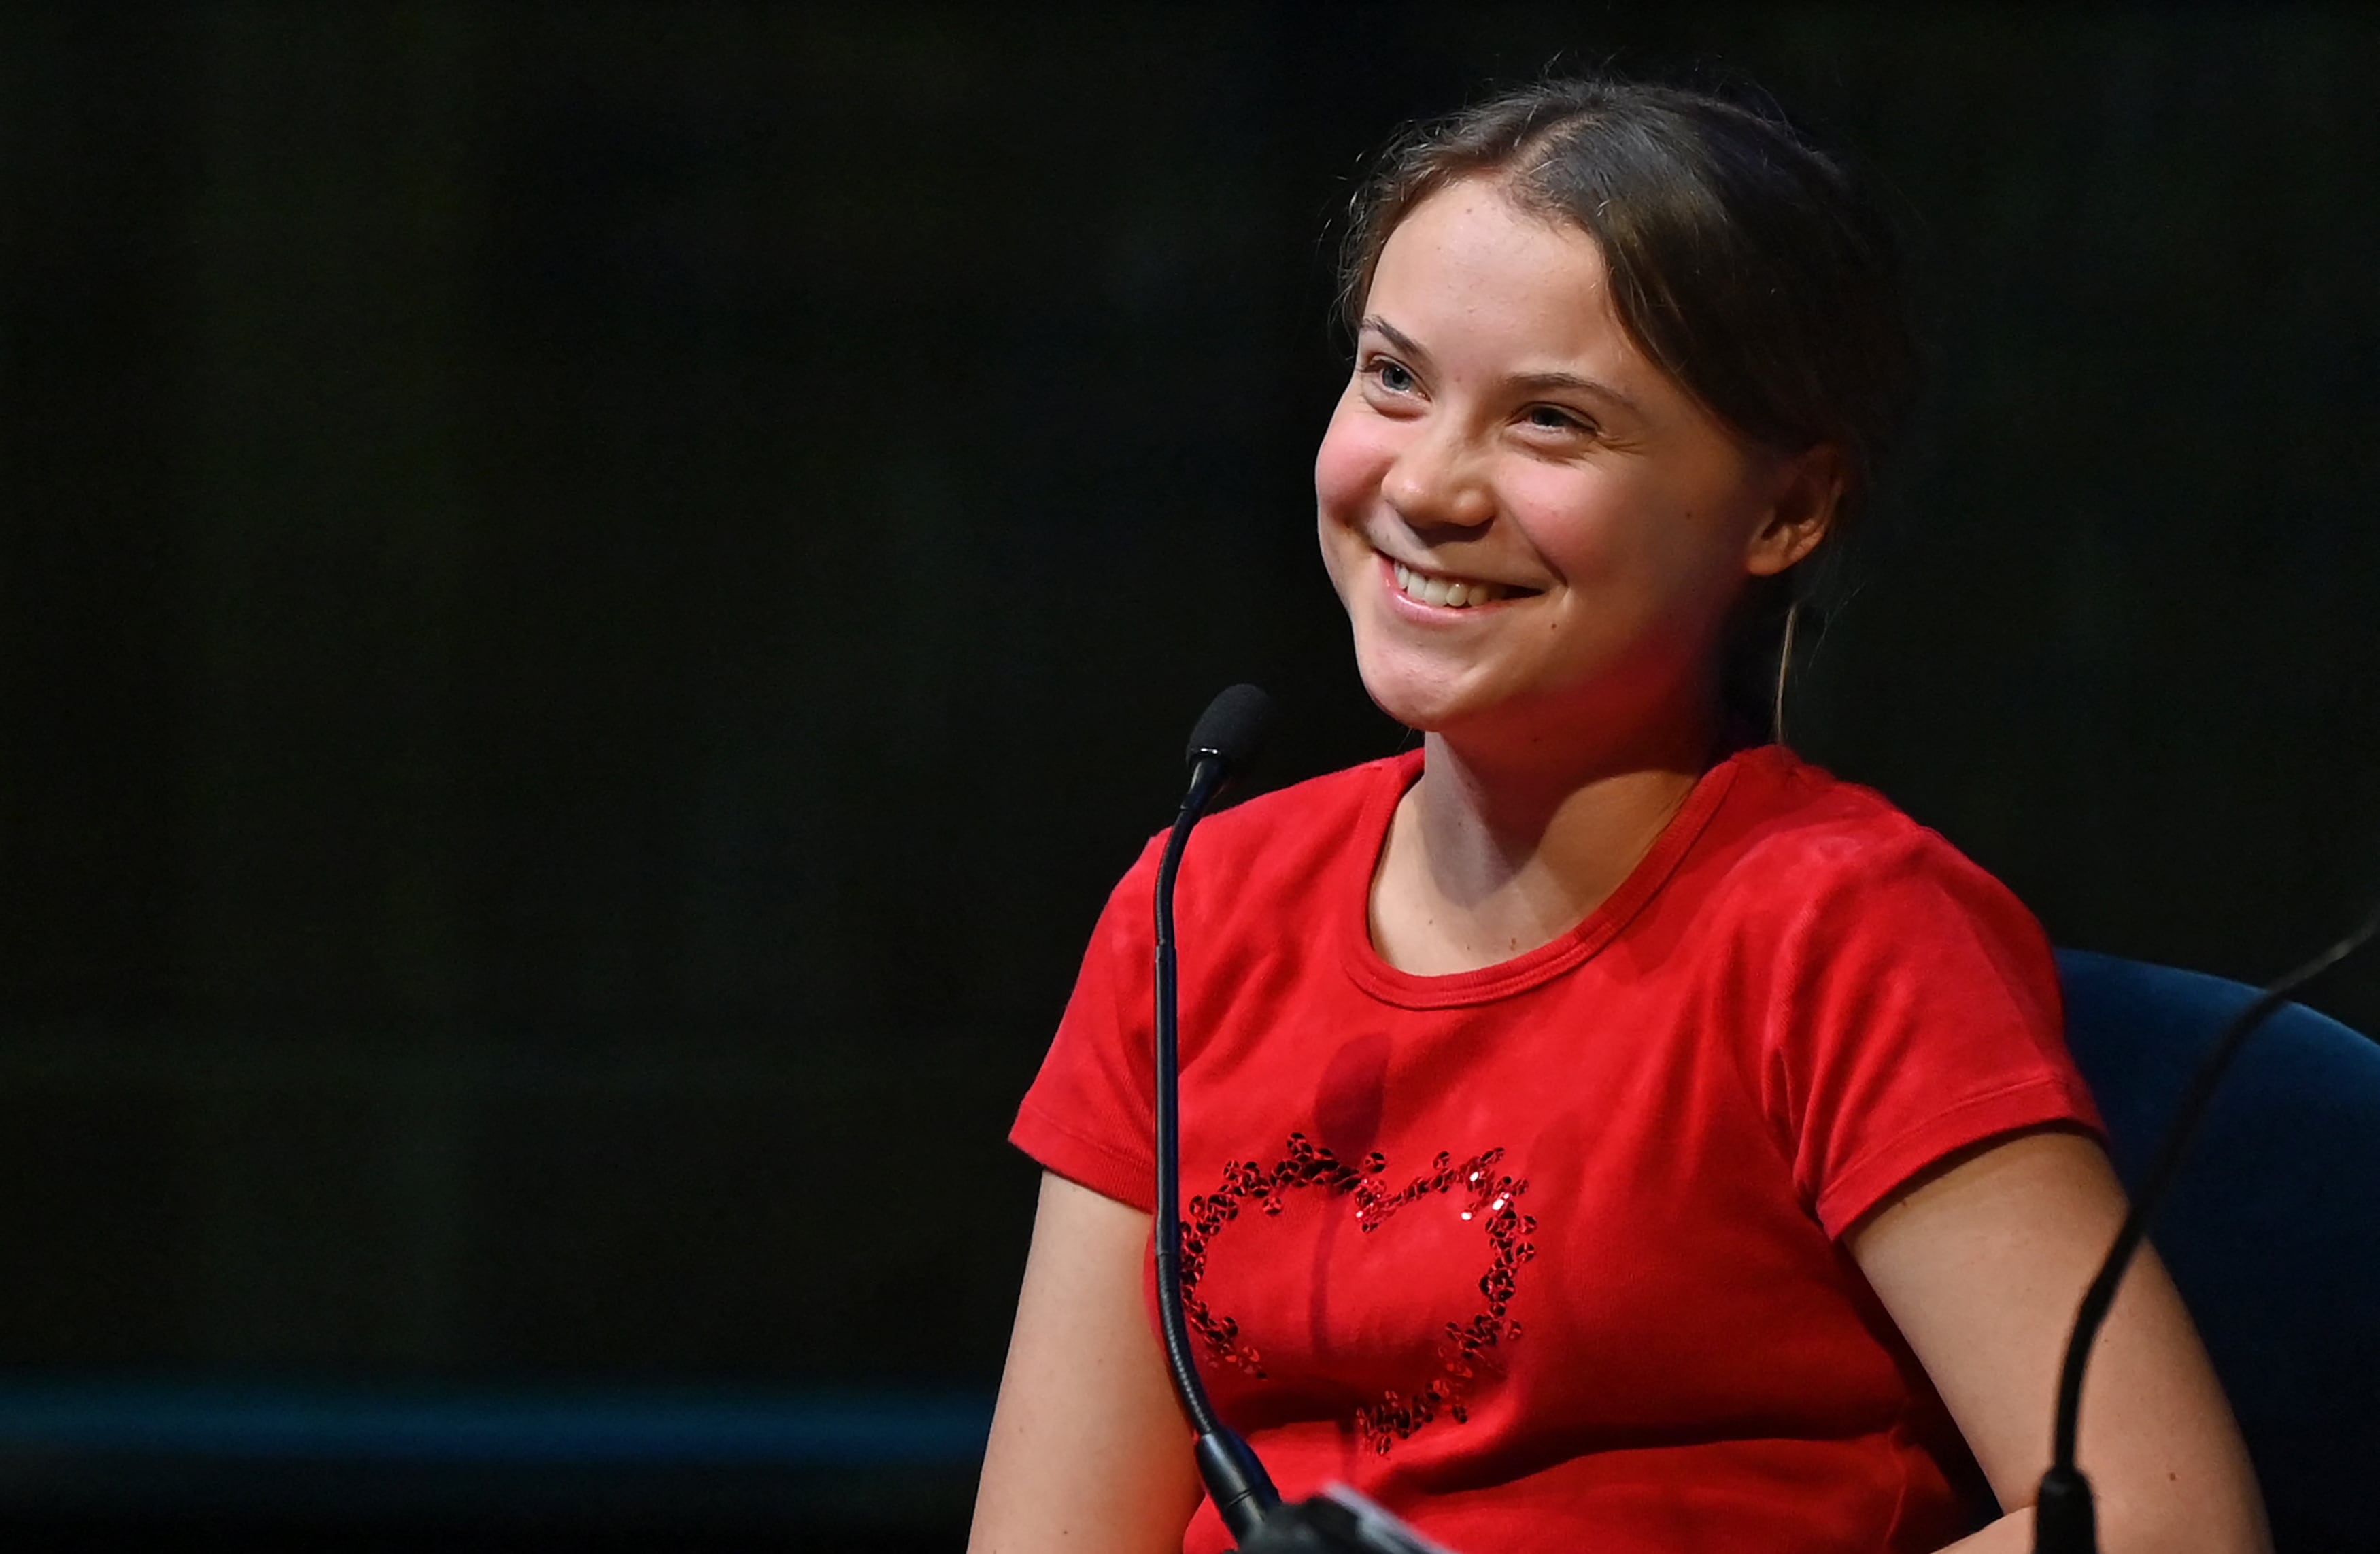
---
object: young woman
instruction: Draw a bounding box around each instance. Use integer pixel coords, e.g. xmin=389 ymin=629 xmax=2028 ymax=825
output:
xmin=969 ymin=78 xmax=2268 ymax=1554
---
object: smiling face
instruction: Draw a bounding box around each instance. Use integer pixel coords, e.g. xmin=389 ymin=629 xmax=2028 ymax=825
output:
xmin=1315 ymin=178 xmax=1837 ymax=762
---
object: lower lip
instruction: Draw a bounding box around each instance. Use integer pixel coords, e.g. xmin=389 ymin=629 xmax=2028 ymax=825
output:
xmin=1376 ymin=553 xmax=1520 ymax=622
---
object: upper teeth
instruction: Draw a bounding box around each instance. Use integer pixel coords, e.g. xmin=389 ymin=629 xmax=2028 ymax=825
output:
xmin=1394 ymin=561 xmax=1505 ymax=609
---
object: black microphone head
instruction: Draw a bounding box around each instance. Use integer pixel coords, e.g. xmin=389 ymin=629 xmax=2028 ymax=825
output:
xmin=1185 ymin=683 xmax=1274 ymax=770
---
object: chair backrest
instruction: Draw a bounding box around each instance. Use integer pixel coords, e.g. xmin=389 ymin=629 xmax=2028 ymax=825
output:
xmin=2054 ymin=949 xmax=2380 ymax=1554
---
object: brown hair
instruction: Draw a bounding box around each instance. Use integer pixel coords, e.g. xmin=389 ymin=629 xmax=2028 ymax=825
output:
xmin=1339 ymin=77 xmax=1918 ymax=737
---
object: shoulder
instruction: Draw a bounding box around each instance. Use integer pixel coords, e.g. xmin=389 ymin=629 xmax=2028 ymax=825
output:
xmin=1078 ymin=753 xmax=1412 ymax=950
xmin=1141 ymin=750 xmax=1414 ymax=903
xmin=1682 ymin=753 xmax=2094 ymax=1233
xmin=1200 ymin=750 xmax=1411 ymax=848
xmin=1705 ymin=746 xmax=2007 ymax=892
xmin=1684 ymin=746 xmax=2043 ymax=954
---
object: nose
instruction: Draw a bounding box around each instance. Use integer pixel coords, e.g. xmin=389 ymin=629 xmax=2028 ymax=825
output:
xmin=1382 ymin=420 xmax=1495 ymax=533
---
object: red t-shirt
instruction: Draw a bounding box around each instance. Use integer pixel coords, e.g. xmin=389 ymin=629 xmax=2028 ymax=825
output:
xmin=1013 ymin=745 xmax=2099 ymax=1554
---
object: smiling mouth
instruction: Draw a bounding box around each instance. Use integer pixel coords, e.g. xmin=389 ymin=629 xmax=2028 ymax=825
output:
xmin=1387 ymin=556 xmax=1538 ymax=610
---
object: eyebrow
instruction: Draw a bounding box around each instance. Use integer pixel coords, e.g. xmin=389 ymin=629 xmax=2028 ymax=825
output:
xmin=1359 ymin=314 xmax=1647 ymax=420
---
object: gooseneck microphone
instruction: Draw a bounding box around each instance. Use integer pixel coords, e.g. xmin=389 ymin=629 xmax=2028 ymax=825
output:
xmin=1153 ymin=686 xmax=1455 ymax=1554
xmin=2033 ymin=905 xmax=2380 ymax=1554
xmin=1155 ymin=683 xmax=1282 ymax=1540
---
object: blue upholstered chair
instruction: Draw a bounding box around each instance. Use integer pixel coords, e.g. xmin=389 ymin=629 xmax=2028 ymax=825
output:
xmin=2054 ymin=949 xmax=2380 ymax=1554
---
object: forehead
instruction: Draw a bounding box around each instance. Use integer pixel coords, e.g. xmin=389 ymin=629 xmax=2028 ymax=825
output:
xmin=1366 ymin=180 xmax=1625 ymax=364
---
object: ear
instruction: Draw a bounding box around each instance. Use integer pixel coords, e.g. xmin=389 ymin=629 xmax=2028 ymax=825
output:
xmin=1744 ymin=444 xmax=1845 ymax=579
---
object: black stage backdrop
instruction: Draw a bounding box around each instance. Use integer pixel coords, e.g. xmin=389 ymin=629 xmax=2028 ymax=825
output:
xmin=1 ymin=3 xmax=2375 ymax=1545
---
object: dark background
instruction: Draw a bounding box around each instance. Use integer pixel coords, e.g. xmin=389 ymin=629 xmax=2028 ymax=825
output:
xmin=3 ymin=3 xmax=2376 ymax=1547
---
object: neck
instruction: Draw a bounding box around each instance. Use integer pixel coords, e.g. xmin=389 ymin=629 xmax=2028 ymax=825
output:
xmin=1370 ymin=705 xmax=1724 ymax=975
xmin=1422 ymin=705 xmax=1715 ymax=885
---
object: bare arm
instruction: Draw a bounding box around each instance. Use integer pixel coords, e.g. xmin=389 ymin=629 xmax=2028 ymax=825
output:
xmin=1848 ymin=1129 xmax=2268 ymax=1554
xmin=969 ymin=1170 xmax=1204 ymax=1553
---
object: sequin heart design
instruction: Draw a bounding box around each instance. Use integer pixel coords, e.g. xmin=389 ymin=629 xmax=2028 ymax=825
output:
xmin=1178 ymin=1132 xmax=1536 ymax=1454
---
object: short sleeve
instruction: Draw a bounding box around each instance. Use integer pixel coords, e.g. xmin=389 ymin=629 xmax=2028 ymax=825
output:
xmin=1009 ymin=834 xmax=1165 ymax=1213
xmin=1746 ymin=827 xmax=2104 ymax=1238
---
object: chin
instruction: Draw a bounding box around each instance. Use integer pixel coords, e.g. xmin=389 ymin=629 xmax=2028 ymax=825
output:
xmin=1353 ymin=649 xmax=1478 ymax=735
xmin=1354 ymin=642 xmax=1693 ymax=764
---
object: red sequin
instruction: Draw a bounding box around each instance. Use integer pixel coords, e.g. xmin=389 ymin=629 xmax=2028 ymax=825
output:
xmin=1177 ymin=1132 xmax=1537 ymax=1454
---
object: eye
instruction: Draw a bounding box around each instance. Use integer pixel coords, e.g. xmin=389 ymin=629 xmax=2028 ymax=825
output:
xmin=1363 ymin=356 xmax=1418 ymax=396
xmin=1523 ymin=403 xmax=1592 ymax=435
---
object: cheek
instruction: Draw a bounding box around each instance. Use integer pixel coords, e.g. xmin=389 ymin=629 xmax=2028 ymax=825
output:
xmin=1509 ymin=467 xmax=1733 ymax=589
xmin=1312 ymin=394 xmax=1388 ymax=530
xmin=1497 ymin=465 xmax=1627 ymax=577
